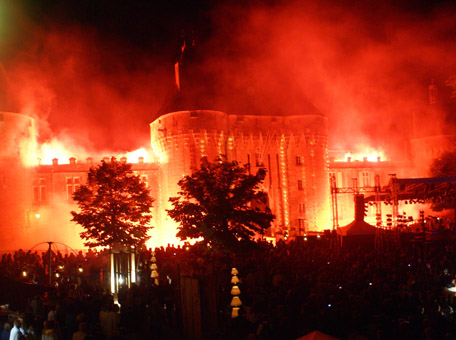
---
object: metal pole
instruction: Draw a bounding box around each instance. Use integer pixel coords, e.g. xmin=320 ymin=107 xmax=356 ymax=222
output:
xmin=48 ymin=242 xmax=52 ymax=286
xmin=131 ymin=249 xmax=136 ymax=284
xmin=330 ymin=174 xmax=339 ymax=249
xmin=110 ymin=250 xmax=115 ymax=294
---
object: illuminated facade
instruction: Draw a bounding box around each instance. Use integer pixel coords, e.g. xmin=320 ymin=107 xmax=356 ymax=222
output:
xmin=8 ymin=108 xmax=448 ymax=250
xmin=150 ymin=110 xmax=331 ymax=240
xmin=3 ymin=108 xmax=453 ymax=251
xmin=0 ymin=110 xmax=331 ymax=250
xmin=328 ymin=155 xmax=411 ymax=228
xmin=29 ymin=157 xmax=160 ymax=250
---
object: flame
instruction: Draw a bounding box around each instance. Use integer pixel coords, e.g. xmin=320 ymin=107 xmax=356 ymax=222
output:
xmin=126 ymin=148 xmax=148 ymax=163
xmin=39 ymin=139 xmax=74 ymax=165
xmin=336 ymin=146 xmax=387 ymax=162
xmin=37 ymin=139 xmax=152 ymax=165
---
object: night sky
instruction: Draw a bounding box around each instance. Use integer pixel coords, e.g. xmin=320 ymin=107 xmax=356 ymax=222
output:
xmin=1 ymin=0 xmax=456 ymax=156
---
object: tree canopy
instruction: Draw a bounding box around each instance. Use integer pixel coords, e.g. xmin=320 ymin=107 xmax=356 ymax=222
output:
xmin=428 ymin=151 xmax=456 ymax=212
xmin=71 ymin=157 xmax=154 ymax=248
xmin=167 ymin=156 xmax=275 ymax=251
xmin=429 ymin=150 xmax=456 ymax=177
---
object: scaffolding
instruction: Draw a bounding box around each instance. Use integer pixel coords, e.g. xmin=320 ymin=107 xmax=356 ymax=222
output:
xmin=330 ymin=174 xmax=386 ymax=248
xmin=331 ymin=174 xmax=456 ymax=247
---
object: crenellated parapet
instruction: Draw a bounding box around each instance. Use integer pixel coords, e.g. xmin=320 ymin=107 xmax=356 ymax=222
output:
xmin=150 ymin=110 xmax=331 ymax=239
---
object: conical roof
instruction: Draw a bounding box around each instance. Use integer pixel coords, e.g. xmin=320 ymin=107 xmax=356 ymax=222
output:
xmin=156 ymin=44 xmax=324 ymax=118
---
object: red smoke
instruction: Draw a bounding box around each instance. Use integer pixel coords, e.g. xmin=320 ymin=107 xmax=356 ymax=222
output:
xmin=200 ymin=1 xmax=456 ymax=159
xmin=2 ymin=0 xmax=456 ymax=160
xmin=4 ymin=26 xmax=170 ymax=153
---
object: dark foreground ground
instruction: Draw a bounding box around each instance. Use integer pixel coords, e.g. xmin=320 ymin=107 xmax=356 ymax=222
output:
xmin=1 ymin=234 xmax=456 ymax=340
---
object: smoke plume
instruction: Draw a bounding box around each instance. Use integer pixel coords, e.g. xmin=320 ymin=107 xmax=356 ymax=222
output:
xmin=1 ymin=0 xmax=456 ymax=160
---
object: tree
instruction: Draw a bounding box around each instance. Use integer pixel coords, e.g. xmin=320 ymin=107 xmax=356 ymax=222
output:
xmin=167 ymin=156 xmax=275 ymax=250
xmin=428 ymin=150 xmax=456 ymax=212
xmin=71 ymin=157 xmax=154 ymax=248
xmin=429 ymin=151 xmax=456 ymax=178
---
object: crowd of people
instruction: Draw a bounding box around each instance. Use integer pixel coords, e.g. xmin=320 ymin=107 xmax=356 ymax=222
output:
xmin=0 ymin=248 xmax=104 ymax=287
xmin=1 ymin=237 xmax=456 ymax=339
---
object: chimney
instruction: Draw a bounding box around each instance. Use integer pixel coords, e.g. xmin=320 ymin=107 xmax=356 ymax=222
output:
xmin=347 ymin=157 xmax=351 ymax=163
xmin=377 ymin=156 xmax=381 ymax=162
xmin=86 ymin=157 xmax=93 ymax=165
xmin=52 ymin=158 xmax=58 ymax=166
xmin=69 ymin=157 xmax=76 ymax=165
xmin=363 ymin=157 xmax=368 ymax=162
xmin=138 ymin=156 xmax=144 ymax=164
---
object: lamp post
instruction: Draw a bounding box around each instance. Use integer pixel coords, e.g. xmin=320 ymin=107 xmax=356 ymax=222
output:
xmin=48 ymin=242 xmax=53 ymax=285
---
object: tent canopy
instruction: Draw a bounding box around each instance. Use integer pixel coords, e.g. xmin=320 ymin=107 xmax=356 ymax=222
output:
xmin=296 ymin=330 xmax=340 ymax=340
xmin=337 ymin=220 xmax=378 ymax=236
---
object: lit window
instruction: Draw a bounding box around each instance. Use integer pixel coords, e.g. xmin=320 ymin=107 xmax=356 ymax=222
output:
xmin=360 ymin=171 xmax=370 ymax=187
xmin=66 ymin=177 xmax=81 ymax=200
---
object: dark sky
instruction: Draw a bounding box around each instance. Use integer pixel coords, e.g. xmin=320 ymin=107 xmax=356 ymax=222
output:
xmin=1 ymin=0 xmax=456 ymax=157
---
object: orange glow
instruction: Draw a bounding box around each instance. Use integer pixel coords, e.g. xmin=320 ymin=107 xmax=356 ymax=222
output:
xmin=126 ymin=148 xmax=148 ymax=163
xmin=5 ymin=0 xmax=455 ymax=251
xmin=145 ymin=222 xmax=203 ymax=249
xmin=336 ymin=146 xmax=387 ymax=162
xmin=37 ymin=139 xmax=152 ymax=166
xmin=38 ymin=139 xmax=76 ymax=165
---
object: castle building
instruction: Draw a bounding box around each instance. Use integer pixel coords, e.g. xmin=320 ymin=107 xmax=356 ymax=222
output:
xmin=2 ymin=80 xmax=451 ymax=250
xmin=150 ymin=110 xmax=330 ymax=241
xmin=0 ymin=108 xmax=331 ymax=250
